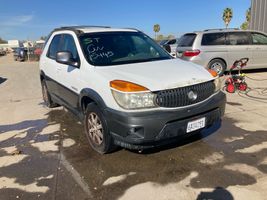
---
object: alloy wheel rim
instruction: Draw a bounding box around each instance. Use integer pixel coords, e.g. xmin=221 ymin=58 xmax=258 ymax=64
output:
xmin=87 ymin=113 xmax=103 ymax=145
xmin=211 ymin=62 xmax=223 ymax=74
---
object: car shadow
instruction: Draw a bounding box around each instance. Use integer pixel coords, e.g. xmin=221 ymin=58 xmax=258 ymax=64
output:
xmin=196 ymin=187 xmax=233 ymax=200
xmin=226 ymin=68 xmax=267 ymax=75
xmin=0 ymin=77 xmax=7 ymax=85
xmin=2 ymin=107 xmax=267 ymax=200
xmin=59 ymin=108 xmax=267 ymax=200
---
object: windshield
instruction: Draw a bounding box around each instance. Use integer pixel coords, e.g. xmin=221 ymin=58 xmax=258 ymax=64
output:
xmin=79 ymin=32 xmax=171 ymax=66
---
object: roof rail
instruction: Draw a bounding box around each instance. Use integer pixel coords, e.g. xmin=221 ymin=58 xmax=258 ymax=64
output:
xmin=204 ymin=28 xmax=239 ymax=32
xmin=52 ymin=25 xmax=111 ymax=35
xmin=59 ymin=25 xmax=111 ymax=29
xmin=122 ymin=27 xmax=140 ymax=31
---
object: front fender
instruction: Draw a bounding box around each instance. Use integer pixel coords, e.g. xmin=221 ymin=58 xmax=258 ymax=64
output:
xmin=79 ymin=88 xmax=107 ymax=111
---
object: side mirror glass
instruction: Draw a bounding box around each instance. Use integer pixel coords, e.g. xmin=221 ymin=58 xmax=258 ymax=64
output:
xmin=56 ymin=51 xmax=79 ymax=68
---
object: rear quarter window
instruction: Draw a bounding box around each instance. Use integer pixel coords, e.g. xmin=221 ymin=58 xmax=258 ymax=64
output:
xmin=177 ymin=34 xmax=196 ymax=47
xmin=201 ymin=33 xmax=226 ymax=45
xmin=251 ymin=32 xmax=267 ymax=45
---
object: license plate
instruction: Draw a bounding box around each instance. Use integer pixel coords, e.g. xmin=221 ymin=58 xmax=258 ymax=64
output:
xmin=186 ymin=117 xmax=206 ymax=133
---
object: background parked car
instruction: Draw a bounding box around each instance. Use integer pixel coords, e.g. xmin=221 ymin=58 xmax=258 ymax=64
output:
xmin=176 ymin=29 xmax=267 ymax=76
xmin=159 ymin=38 xmax=180 ymax=57
xmin=13 ymin=48 xmax=27 ymax=61
xmin=0 ymin=48 xmax=6 ymax=56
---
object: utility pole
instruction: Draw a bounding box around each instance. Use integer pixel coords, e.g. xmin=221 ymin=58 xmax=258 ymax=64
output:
xmin=27 ymin=37 xmax=30 ymax=61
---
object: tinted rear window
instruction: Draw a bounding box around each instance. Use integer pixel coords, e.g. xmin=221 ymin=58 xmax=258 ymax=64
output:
xmin=227 ymin=32 xmax=250 ymax=45
xmin=177 ymin=34 xmax=196 ymax=47
xmin=201 ymin=33 xmax=226 ymax=45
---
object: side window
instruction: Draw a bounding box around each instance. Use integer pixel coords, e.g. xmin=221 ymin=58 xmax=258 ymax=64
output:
xmin=228 ymin=32 xmax=249 ymax=45
xmin=61 ymin=34 xmax=79 ymax=60
xmin=201 ymin=33 xmax=226 ymax=45
xmin=251 ymin=33 xmax=267 ymax=45
xmin=47 ymin=34 xmax=61 ymax=59
xmin=167 ymin=39 xmax=176 ymax=45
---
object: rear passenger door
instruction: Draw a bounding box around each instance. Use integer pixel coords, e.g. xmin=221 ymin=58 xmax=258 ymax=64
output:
xmin=200 ymin=32 xmax=228 ymax=66
xmin=226 ymin=32 xmax=253 ymax=68
xmin=250 ymin=32 xmax=267 ymax=68
xmin=56 ymin=33 xmax=81 ymax=112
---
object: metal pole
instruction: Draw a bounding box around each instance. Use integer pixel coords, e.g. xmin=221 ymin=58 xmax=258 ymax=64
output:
xmin=27 ymin=37 xmax=30 ymax=61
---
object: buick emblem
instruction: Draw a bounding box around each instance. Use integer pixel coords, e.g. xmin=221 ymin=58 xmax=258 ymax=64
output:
xmin=188 ymin=90 xmax=197 ymax=101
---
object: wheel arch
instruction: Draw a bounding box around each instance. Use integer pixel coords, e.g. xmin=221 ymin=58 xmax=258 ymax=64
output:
xmin=40 ymin=70 xmax=46 ymax=81
xmin=208 ymin=57 xmax=228 ymax=69
xmin=79 ymin=88 xmax=107 ymax=113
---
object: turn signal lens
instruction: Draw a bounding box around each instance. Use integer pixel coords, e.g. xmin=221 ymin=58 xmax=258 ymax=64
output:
xmin=183 ymin=50 xmax=201 ymax=57
xmin=208 ymin=69 xmax=218 ymax=77
xmin=110 ymin=80 xmax=149 ymax=92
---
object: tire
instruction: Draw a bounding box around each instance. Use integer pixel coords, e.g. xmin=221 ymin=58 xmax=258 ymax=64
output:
xmin=41 ymin=80 xmax=58 ymax=108
xmin=238 ymin=82 xmax=247 ymax=91
xmin=84 ymin=103 xmax=116 ymax=154
xmin=208 ymin=59 xmax=226 ymax=76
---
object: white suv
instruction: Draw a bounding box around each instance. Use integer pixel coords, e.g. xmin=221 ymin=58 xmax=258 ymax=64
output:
xmin=39 ymin=26 xmax=226 ymax=154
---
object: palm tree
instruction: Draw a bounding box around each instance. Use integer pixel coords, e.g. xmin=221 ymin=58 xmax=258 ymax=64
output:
xmin=153 ymin=24 xmax=160 ymax=40
xmin=240 ymin=7 xmax=251 ymax=30
xmin=223 ymin=8 xmax=233 ymax=28
xmin=246 ymin=8 xmax=251 ymax=23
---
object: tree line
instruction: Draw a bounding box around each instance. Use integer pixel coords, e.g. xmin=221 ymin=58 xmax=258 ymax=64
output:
xmin=0 ymin=38 xmax=7 ymax=44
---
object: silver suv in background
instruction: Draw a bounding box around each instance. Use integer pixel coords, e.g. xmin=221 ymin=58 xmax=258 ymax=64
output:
xmin=176 ymin=29 xmax=267 ymax=76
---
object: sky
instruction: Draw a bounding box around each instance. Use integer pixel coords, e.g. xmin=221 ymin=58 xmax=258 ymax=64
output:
xmin=0 ymin=0 xmax=251 ymax=40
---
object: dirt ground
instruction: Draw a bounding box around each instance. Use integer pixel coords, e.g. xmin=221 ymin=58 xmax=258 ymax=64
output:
xmin=1 ymin=54 xmax=267 ymax=200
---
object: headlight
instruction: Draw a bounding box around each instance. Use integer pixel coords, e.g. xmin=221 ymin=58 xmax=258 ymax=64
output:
xmin=111 ymin=90 xmax=156 ymax=109
xmin=207 ymin=69 xmax=221 ymax=92
xmin=214 ymin=77 xmax=221 ymax=92
xmin=110 ymin=80 xmax=157 ymax=109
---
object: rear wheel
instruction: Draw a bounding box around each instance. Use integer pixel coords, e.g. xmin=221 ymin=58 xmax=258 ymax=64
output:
xmin=208 ymin=59 xmax=226 ymax=76
xmin=41 ymin=80 xmax=58 ymax=108
xmin=84 ymin=103 xmax=116 ymax=154
xmin=238 ymin=82 xmax=248 ymax=91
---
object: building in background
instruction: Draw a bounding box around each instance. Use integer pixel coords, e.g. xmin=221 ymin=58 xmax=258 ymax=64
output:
xmin=0 ymin=40 xmax=23 ymax=49
xmin=250 ymin=0 xmax=267 ymax=33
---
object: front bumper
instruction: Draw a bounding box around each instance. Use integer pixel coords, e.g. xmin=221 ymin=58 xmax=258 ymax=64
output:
xmin=103 ymin=91 xmax=226 ymax=149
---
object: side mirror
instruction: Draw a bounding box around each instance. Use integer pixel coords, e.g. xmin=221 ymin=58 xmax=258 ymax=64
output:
xmin=56 ymin=51 xmax=79 ymax=68
xmin=163 ymin=44 xmax=171 ymax=53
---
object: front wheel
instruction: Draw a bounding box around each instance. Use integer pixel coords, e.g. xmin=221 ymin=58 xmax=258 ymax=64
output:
xmin=84 ymin=103 xmax=116 ymax=154
xmin=208 ymin=59 xmax=226 ymax=76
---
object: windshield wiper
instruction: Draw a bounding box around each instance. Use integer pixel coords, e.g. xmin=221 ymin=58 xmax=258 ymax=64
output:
xmin=139 ymin=57 xmax=171 ymax=62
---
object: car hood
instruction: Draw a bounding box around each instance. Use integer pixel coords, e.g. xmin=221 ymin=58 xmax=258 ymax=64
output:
xmin=95 ymin=59 xmax=214 ymax=91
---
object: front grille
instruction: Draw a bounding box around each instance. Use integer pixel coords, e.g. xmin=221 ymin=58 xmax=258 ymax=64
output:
xmin=155 ymin=81 xmax=215 ymax=108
